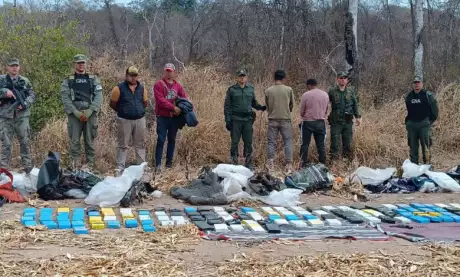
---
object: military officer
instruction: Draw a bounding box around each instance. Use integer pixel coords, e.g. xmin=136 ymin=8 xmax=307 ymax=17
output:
xmin=328 ymin=71 xmax=361 ymax=161
xmin=224 ymin=69 xmax=266 ymax=170
xmin=61 ymin=54 xmax=102 ymax=169
xmin=405 ymin=76 xmax=438 ymax=164
xmin=0 ymin=58 xmax=35 ymax=173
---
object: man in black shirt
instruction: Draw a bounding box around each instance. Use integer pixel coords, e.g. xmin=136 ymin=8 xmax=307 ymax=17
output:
xmin=405 ymin=76 xmax=438 ymax=164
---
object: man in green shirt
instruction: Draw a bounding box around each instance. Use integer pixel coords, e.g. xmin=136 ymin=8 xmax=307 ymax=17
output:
xmin=264 ymin=70 xmax=294 ymax=171
xmin=224 ymin=70 xmax=266 ymax=170
xmin=328 ymin=71 xmax=361 ymax=161
xmin=405 ymin=76 xmax=438 ymax=164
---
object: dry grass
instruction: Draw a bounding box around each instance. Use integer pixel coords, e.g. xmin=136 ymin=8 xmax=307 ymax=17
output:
xmin=12 ymin=58 xmax=459 ymax=175
xmin=217 ymin=245 xmax=460 ymax=277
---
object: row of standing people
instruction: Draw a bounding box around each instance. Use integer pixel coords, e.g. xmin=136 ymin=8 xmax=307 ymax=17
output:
xmin=226 ymin=70 xmax=438 ymax=170
xmin=0 ymin=55 xmax=438 ymax=174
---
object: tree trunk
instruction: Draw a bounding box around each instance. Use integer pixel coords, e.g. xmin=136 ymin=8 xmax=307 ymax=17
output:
xmin=344 ymin=0 xmax=359 ymax=89
xmin=412 ymin=0 xmax=424 ymax=79
xmin=104 ymin=0 xmax=120 ymax=51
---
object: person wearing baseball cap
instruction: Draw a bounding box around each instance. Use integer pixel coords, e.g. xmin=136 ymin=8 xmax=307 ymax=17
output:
xmin=60 ymin=54 xmax=103 ymax=170
xmin=224 ymin=69 xmax=266 ymax=170
xmin=110 ymin=66 xmax=148 ymax=175
xmin=327 ymin=71 xmax=361 ymax=162
xmin=152 ymin=63 xmax=188 ymax=173
xmin=405 ymin=76 xmax=438 ymax=164
xmin=0 ymin=57 xmax=36 ymax=173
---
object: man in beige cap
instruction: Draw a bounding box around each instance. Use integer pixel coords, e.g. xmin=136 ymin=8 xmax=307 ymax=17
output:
xmin=61 ymin=54 xmax=102 ymax=170
xmin=0 ymin=58 xmax=35 ymax=173
xmin=110 ymin=66 xmax=148 ymax=175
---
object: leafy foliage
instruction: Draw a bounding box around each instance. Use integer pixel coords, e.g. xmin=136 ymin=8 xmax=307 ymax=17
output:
xmin=0 ymin=9 xmax=87 ymax=130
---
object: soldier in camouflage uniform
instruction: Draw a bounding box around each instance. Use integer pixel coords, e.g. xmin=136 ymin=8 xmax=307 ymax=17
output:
xmin=0 ymin=58 xmax=35 ymax=172
xmin=328 ymin=71 xmax=361 ymax=161
xmin=61 ymin=54 xmax=102 ymax=169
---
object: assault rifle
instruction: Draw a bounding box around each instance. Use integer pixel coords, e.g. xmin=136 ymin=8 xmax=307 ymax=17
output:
xmin=5 ymin=75 xmax=27 ymax=111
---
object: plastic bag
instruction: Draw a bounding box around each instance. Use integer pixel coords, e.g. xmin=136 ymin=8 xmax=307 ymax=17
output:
xmin=212 ymin=164 xmax=253 ymax=195
xmin=402 ymin=159 xmax=431 ymax=178
xmin=285 ymin=164 xmax=333 ymax=192
xmin=255 ymin=189 xmax=303 ymax=206
xmin=85 ymin=163 xmax=147 ymax=207
xmin=64 ymin=189 xmax=88 ymax=199
xmin=425 ymin=171 xmax=460 ymax=192
xmin=346 ymin=167 xmax=396 ymax=186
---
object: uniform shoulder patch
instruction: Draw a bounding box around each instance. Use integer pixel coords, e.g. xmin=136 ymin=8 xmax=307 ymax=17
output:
xmin=95 ymin=84 xmax=102 ymax=90
xmin=68 ymin=75 xmax=75 ymax=80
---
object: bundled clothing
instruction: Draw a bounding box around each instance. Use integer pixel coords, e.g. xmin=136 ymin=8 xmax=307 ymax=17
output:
xmin=176 ymin=97 xmax=198 ymax=129
xmin=405 ymin=89 xmax=438 ymax=164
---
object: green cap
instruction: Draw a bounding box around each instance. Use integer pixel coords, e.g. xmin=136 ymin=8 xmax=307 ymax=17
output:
xmin=337 ymin=71 xmax=349 ymax=78
xmin=7 ymin=58 xmax=19 ymax=66
xmin=126 ymin=66 xmax=139 ymax=76
xmin=236 ymin=69 xmax=247 ymax=76
xmin=73 ymin=54 xmax=87 ymax=63
xmin=413 ymin=76 xmax=423 ymax=83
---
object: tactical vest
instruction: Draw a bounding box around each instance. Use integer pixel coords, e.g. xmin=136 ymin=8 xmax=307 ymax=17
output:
xmin=406 ymin=90 xmax=430 ymax=122
xmin=116 ymin=81 xmax=145 ymax=120
xmin=68 ymin=73 xmax=94 ymax=103
xmin=330 ymin=87 xmax=355 ymax=124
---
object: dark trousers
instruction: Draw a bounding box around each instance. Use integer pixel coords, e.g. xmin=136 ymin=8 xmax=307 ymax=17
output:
xmin=406 ymin=120 xmax=431 ymax=164
xmin=330 ymin=123 xmax=353 ymax=160
xmin=230 ymin=120 xmax=253 ymax=167
xmin=301 ymin=120 xmax=326 ymax=166
xmin=155 ymin=116 xmax=179 ymax=167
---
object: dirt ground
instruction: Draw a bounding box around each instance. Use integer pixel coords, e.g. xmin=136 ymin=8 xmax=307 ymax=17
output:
xmin=1 ymin=192 xmax=460 ymax=276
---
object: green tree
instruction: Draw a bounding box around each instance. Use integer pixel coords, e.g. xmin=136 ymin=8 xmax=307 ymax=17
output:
xmin=0 ymin=9 xmax=87 ymax=130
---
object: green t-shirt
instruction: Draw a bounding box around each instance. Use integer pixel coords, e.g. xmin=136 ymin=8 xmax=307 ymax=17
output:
xmin=264 ymin=84 xmax=294 ymax=120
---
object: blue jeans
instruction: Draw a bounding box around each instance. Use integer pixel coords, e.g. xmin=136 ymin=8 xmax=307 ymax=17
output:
xmin=155 ymin=116 xmax=179 ymax=167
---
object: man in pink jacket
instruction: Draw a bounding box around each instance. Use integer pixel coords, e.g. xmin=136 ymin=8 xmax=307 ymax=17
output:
xmin=153 ymin=63 xmax=187 ymax=172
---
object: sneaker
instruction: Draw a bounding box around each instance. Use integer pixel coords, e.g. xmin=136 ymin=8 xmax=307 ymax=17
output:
xmin=155 ymin=166 xmax=162 ymax=174
xmin=165 ymin=162 xmax=173 ymax=169
xmin=285 ymin=163 xmax=293 ymax=173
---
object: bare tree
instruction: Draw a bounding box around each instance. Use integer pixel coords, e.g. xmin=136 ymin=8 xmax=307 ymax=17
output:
xmin=345 ymin=0 xmax=359 ymax=88
xmin=412 ymin=0 xmax=424 ymax=79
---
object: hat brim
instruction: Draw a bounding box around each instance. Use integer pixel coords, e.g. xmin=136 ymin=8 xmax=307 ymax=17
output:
xmin=237 ymin=74 xmax=247 ymax=77
xmin=413 ymin=80 xmax=422 ymax=83
xmin=127 ymin=73 xmax=139 ymax=76
xmin=74 ymin=60 xmax=87 ymax=63
xmin=165 ymin=68 xmax=175 ymax=72
xmin=7 ymin=63 xmax=19 ymax=66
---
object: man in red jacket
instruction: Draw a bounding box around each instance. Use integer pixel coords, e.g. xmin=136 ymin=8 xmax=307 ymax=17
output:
xmin=153 ymin=63 xmax=187 ymax=172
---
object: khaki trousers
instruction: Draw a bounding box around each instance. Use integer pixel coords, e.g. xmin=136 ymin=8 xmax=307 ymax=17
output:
xmin=116 ymin=117 xmax=146 ymax=170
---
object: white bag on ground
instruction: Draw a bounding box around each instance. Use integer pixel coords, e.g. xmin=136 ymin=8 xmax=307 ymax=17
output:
xmin=212 ymin=164 xmax=253 ymax=195
xmin=425 ymin=171 xmax=460 ymax=192
xmin=255 ymin=189 xmax=303 ymax=206
xmin=85 ymin=163 xmax=147 ymax=207
xmin=346 ymin=167 xmax=395 ymax=185
xmin=402 ymin=159 xmax=431 ymax=178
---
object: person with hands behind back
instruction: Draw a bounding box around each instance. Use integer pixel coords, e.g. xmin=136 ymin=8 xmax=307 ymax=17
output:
xmin=153 ymin=63 xmax=187 ymax=173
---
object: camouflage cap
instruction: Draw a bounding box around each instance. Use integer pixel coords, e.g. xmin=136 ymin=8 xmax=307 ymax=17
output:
xmin=164 ymin=63 xmax=175 ymax=72
xmin=337 ymin=71 xmax=349 ymax=78
xmin=73 ymin=54 xmax=87 ymax=63
xmin=7 ymin=58 xmax=19 ymax=66
xmin=126 ymin=66 xmax=139 ymax=76
xmin=236 ymin=69 xmax=247 ymax=76
xmin=413 ymin=76 xmax=423 ymax=83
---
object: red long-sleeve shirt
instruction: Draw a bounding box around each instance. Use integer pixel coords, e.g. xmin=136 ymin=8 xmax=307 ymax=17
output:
xmin=153 ymin=78 xmax=187 ymax=117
